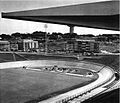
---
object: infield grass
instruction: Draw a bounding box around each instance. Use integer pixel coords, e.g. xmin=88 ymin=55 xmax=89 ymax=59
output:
xmin=0 ymin=68 xmax=96 ymax=103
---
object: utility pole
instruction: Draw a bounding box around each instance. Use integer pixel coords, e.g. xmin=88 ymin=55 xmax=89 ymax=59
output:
xmin=12 ymin=51 xmax=16 ymax=61
xmin=44 ymin=24 xmax=48 ymax=55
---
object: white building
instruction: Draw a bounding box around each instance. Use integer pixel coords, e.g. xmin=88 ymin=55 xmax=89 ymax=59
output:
xmin=23 ymin=39 xmax=38 ymax=52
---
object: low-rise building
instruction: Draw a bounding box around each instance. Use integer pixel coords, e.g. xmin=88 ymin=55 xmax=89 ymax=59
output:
xmin=64 ymin=39 xmax=99 ymax=53
xmin=75 ymin=39 xmax=99 ymax=53
xmin=23 ymin=39 xmax=39 ymax=52
xmin=47 ymin=39 xmax=99 ymax=54
xmin=10 ymin=43 xmax=18 ymax=51
xmin=0 ymin=40 xmax=10 ymax=51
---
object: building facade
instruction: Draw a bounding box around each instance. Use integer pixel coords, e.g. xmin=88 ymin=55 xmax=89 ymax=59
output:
xmin=0 ymin=40 xmax=10 ymax=51
xmin=64 ymin=39 xmax=99 ymax=53
xmin=23 ymin=39 xmax=39 ymax=52
xmin=75 ymin=39 xmax=99 ymax=53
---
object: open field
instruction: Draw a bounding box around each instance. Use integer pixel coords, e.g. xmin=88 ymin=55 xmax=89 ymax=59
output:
xmin=0 ymin=68 xmax=95 ymax=103
xmin=0 ymin=52 xmax=119 ymax=73
xmin=0 ymin=52 xmax=27 ymax=62
xmin=0 ymin=52 xmax=118 ymax=71
xmin=18 ymin=52 xmax=78 ymax=61
xmin=0 ymin=52 xmax=77 ymax=63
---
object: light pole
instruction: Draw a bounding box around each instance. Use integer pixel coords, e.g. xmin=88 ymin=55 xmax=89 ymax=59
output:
xmin=44 ymin=24 xmax=48 ymax=55
xmin=12 ymin=51 xmax=16 ymax=61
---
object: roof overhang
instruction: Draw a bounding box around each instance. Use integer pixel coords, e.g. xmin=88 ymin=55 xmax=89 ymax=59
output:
xmin=2 ymin=0 xmax=120 ymax=31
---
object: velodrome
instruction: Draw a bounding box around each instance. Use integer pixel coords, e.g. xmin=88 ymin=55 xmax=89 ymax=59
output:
xmin=0 ymin=52 xmax=118 ymax=103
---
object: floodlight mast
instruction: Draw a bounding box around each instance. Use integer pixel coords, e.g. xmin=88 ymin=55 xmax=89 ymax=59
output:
xmin=44 ymin=24 xmax=48 ymax=55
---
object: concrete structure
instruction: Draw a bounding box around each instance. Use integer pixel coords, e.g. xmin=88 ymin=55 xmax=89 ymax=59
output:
xmin=0 ymin=40 xmax=10 ymax=51
xmin=1 ymin=1 xmax=119 ymax=53
xmin=47 ymin=39 xmax=99 ymax=54
xmin=65 ymin=39 xmax=99 ymax=53
xmin=69 ymin=25 xmax=74 ymax=34
xmin=75 ymin=39 xmax=99 ymax=53
xmin=23 ymin=39 xmax=38 ymax=52
xmin=2 ymin=0 xmax=119 ymax=31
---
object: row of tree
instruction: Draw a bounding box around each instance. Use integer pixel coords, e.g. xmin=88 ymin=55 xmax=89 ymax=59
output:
xmin=0 ymin=31 xmax=119 ymax=42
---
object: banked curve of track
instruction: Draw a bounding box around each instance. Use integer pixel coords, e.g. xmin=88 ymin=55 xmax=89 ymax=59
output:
xmin=40 ymin=66 xmax=115 ymax=103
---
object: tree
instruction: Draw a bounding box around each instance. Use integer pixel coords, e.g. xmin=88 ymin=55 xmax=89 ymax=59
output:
xmin=0 ymin=34 xmax=11 ymax=40
xmin=63 ymin=33 xmax=77 ymax=39
xmin=49 ymin=32 xmax=58 ymax=40
xmin=11 ymin=32 xmax=22 ymax=38
xmin=31 ymin=31 xmax=45 ymax=39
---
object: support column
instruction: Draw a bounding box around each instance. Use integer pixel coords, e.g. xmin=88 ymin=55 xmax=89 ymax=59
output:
xmin=68 ymin=25 xmax=74 ymax=34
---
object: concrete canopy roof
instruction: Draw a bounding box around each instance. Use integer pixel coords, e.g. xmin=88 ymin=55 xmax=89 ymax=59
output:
xmin=2 ymin=0 xmax=120 ymax=31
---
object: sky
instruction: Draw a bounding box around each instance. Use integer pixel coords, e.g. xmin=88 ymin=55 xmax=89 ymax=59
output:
xmin=0 ymin=0 xmax=119 ymax=35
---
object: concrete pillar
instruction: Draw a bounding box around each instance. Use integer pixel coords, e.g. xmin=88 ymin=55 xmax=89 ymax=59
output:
xmin=69 ymin=25 xmax=74 ymax=34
